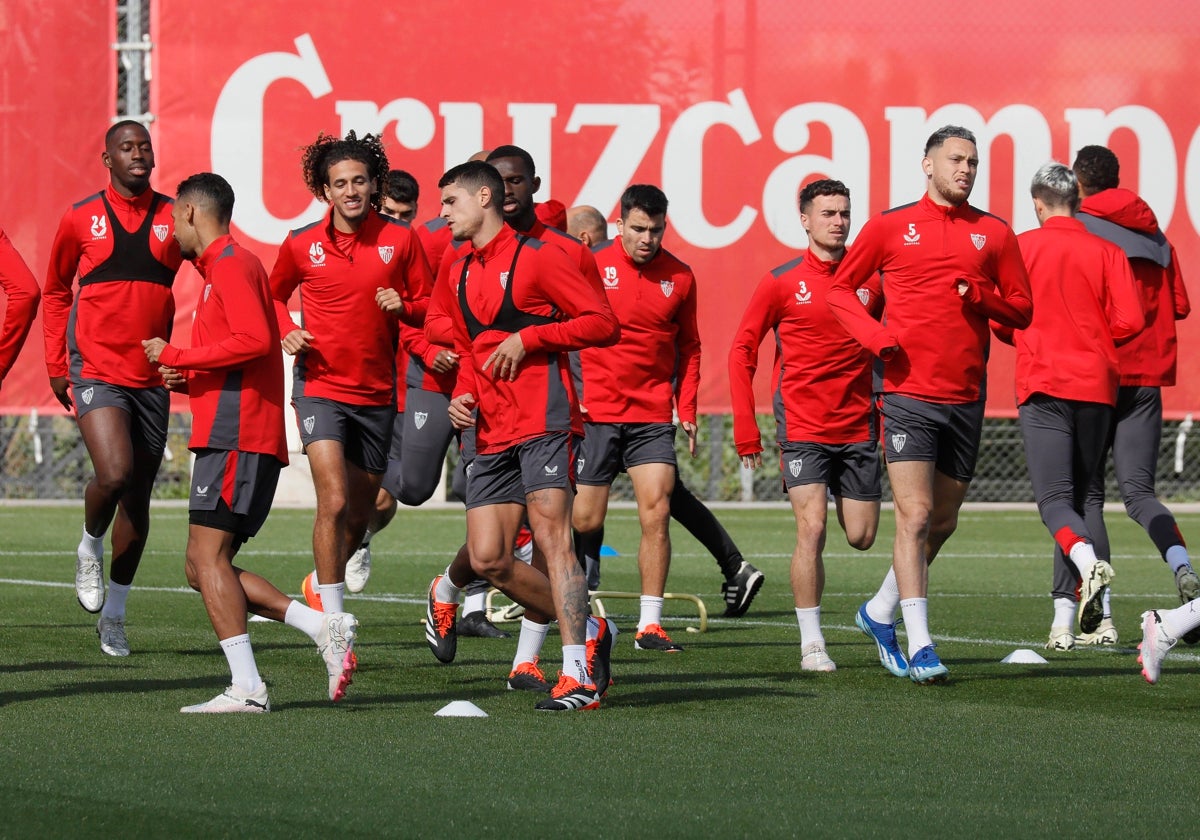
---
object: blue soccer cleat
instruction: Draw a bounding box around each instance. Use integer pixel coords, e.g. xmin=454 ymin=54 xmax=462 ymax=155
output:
xmin=855 ymin=602 xmax=909 ymax=677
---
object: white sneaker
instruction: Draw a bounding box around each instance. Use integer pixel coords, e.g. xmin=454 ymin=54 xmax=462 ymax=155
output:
xmin=345 ymin=544 xmax=372 ymax=594
xmin=1138 ymin=610 xmax=1177 ymax=684
xmin=180 ymin=683 xmax=270 ymax=713
xmin=76 ymin=544 xmax=105 ymax=613
xmin=800 ymin=643 xmax=836 ymax=672
xmin=317 ymin=612 xmax=359 ymax=701
xmin=97 ymin=616 xmax=130 ymax=657
xmin=1045 ymin=626 xmax=1075 ymax=651
xmin=1076 ymin=617 xmax=1118 ymax=646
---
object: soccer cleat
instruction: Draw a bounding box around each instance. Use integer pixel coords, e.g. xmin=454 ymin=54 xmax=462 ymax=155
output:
xmin=855 ymin=602 xmax=909 ymax=677
xmin=180 ymin=683 xmax=270 ymax=714
xmin=458 ymin=611 xmax=511 ymax=639
xmin=1174 ymin=567 xmax=1200 ymax=644
xmin=1076 ymin=617 xmax=1118 ymax=646
xmin=1077 ymin=560 xmax=1114 ymax=635
xmin=721 ymin=561 xmax=765 ymax=617
xmin=907 ymin=644 xmax=949 ymax=685
xmin=345 ymin=545 xmax=372 ymax=594
xmin=316 ymin=612 xmax=358 ymax=701
xmin=534 ymin=673 xmax=600 ymax=711
xmin=800 ymin=643 xmax=837 ymax=672
xmin=634 ymin=623 xmax=682 ymax=652
xmin=75 ymin=546 xmax=105 ymax=613
xmin=588 ymin=618 xmax=618 ymax=697
xmin=507 ymin=658 xmax=553 ymax=693
xmin=301 ymin=571 xmax=323 ymax=611
xmin=1045 ymin=626 xmax=1076 ymax=651
xmin=489 ymin=601 xmax=526 ymax=623
xmin=1138 ymin=609 xmax=1178 ymax=685
xmin=425 ymin=576 xmax=458 ymax=663
xmin=96 ymin=616 xmax=130 ymax=657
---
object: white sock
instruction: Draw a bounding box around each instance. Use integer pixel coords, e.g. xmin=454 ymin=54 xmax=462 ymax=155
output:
xmin=562 ymin=644 xmax=589 ymax=685
xmin=1165 ymin=545 xmax=1190 ymax=573
xmin=1068 ymin=541 xmax=1099 ymax=576
xmin=219 ymin=634 xmax=262 ymax=693
xmin=101 ymin=581 xmax=131 ymax=620
xmin=463 ymin=591 xmax=486 ymax=616
xmin=1101 ymin=587 xmax=1112 ymax=619
xmin=79 ymin=527 xmax=105 ymax=558
xmin=434 ymin=568 xmax=462 ymax=603
xmin=317 ymin=582 xmax=344 ymax=613
xmin=1160 ymin=600 xmax=1200 ymax=639
xmin=795 ymin=606 xmax=823 ymax=648
xmin=284 ymin=600 xmax=325 ymax=641
xmin=865 ymin=567 xmax=901 ymax=624
xmin=512 ymin=618 xmax=550 ymax=668
xmin=900 ymin=597 xmax=933 ymax=656
xmin=638 ymin=595 xmax=664 ymax=632
xmin=1053 ymin=597 xmax=1076 ymax=630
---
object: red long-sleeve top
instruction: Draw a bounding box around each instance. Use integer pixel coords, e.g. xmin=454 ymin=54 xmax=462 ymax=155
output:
xmin=0 ymin=227 xmax=40 ymax=384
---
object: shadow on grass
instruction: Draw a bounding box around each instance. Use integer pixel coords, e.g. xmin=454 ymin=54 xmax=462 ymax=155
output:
xmin=0 ymin=674 xmax=220 ymax=706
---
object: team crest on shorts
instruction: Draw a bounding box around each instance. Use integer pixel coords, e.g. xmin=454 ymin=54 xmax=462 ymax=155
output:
xmin=378 ymin=245 xmax=394 ymax=264
xmin=153 ymin=224 xmax=169 ymax=243
xmin=81 ymin=387 xmax=95 ymax=406
xmin=414 ymin=411 xmax=428 ymax=430
xmin=788 ymin=458 xmax=803 ymax=477
xmin=576 ymin=456 xmax=585 ymax=473
xmin=971 ymin=233 xmax=987 ymax=250
xmin=303 ymin=415 xmax=315 ymax=435
xmin=660 ymin=279 xmax=675 ymax=298
xmin=891 ymin=433 xmax=907 ymax=453
xmin=466 ymin=462 xmax=475 ymax=477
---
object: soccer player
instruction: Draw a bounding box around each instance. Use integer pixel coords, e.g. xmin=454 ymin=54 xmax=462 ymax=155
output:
xmin=1137 ymin=602 xmax=1200 ymax=684
xmin=1070 ymin=145 xmax=1198 ymax=643
xmin=269 ymin=131 xmax=432 ymax=620
xmin=730 ymin=179 xmax=882 ymax=672
xmin=42 ymin=120 xmax=183 ymax=656
xmin=827 ymin=125 xmax=1033 ymax=683
xmin=432 ymin=160 xmax=618 ymax=709
xmin=143 ymin=172 xmax=357 ymax=712
xmin=999 ymin=163 xmax=1142 ymax=651
xmin=572 ymin=184 xmax=701 ymax=654
xmin=566 ymin=205 xmax=608 ymax=247
xmin=0 ymin=227 xmax=40 ymax=389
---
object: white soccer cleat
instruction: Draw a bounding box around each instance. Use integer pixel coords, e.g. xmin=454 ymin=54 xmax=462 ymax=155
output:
xmin=97 ymin=616 xmax=130 ymax=657
xmin=75 ymin=544 xmax=105 ymax=613
xmin=1045 ymin=626 xmax=1075 ymax=651
xmin=1076 ymin=617 xmax=1118 ymax=646
xmin=1138 ymin=610 xmax=1177 ymax=685
xmin=1077 ymin=560 xmax=1114 ymax=635
xmin=317 ymin=612 xmax=359 ymax=701
xmin=345 ymin=545 xmax=372 ymax=594
xmin=800 ymin=643 xmax=837 ymax=672
xmin=180 ymin=683 xmax=270 ymax=713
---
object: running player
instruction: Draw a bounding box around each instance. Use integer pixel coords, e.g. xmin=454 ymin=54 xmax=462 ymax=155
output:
xmin=269 ymin=131 xmax=432 ymax=621
xmin=999 ymin=162 xmax=1141 ymax=650
xmin=572 ymin=184 xmax=701 ymax=653
xmin=730 ymin=179 xmax=882 ymax=672
xmin=827 ymin=125 xmax=1033 ymax=683
xmin=42 ymin=120 xmax=183 ymax=656
xmin=143 ymin=172 xmax=357 ymax=711
xmin=0 ymin=227 xmax=40 ymax=389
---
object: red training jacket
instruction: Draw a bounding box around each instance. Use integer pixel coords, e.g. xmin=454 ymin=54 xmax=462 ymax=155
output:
xmin=0 ymin=227 xmax=41 ymax=383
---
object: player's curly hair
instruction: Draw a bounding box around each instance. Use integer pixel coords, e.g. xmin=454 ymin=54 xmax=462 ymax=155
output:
xmin=299 ymin=130 xmax=390 ymax=209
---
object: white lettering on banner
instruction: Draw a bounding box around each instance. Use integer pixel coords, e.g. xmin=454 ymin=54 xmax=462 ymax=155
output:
xmin=212 ymin=34 xmax=1200 ymax=247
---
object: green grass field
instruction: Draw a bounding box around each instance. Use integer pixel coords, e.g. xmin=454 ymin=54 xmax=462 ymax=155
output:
xmin=3 ymin=502 xmax=1198 ymax=838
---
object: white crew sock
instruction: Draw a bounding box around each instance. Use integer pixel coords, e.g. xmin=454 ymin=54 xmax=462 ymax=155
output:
xmin=101 ymin=581 xmax=131 ymax=620
xmin=79 ymin=527 xmax=105 ymax=558
xmin=512 ymin=618 xmax=550 ymax=668
xmin=638 ymin=595 xmax=664 ymax=632
xmin=1068 ymin=541 xmax=1099 ymax=577
xmin=219 ymin=634 xmax=262 ymax=693
xmin=562 ymin=644 xmax=589 ymax=685
xmin=1165 ymin=545 xmax=1191 ymax=573
xmin=434 ymin=568 xmax=462 ymax=603
xmin=795 ymin=606 xmax=823 ymax=648
xmin=463 ymin=591 xmax=486 ymax=616
xmin=284 ymin=600 xmax=325 ymax=641
xmin=900 ymin=597 xmax=933 ymax=656
xmin=865 ymin=567 xmax=901 ymax=625
xmin=1160 ymin=600 xmax=1200 ymax=639
xmin=317 ymin=582 xmax=344 ymax=613
xmin=1053 ymin=597 xmax=1076 ymax=630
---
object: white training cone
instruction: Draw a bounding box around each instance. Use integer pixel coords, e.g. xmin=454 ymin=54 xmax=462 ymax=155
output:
xmin=1001 ymin=649 xmax=1048 ymax=664
xmin=435 ymin=700 xmax=488 ymax=717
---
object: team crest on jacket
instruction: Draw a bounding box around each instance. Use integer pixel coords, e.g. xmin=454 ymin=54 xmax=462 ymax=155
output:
xmin=153 ymin=224 xmax=169 ymax=243
xmin=303 ymin=415 xmax=315 ymax=435
xmin=378 ymin=245 xmax=394 ymax=265
xmin=891 ymin=433 xmax=907 ymax=453
xmin=308 ymin=242 xmax=326 ymax=266
xmin=660 ymin=279 xmax=675 ymax=298
xmin=856 ymin=288 xmax=870 ymax=306
xmin=90 ymin=215 xmax=107 ymax=239
xmin=970 ymin=233 xmax=987 ymax=250
xmin=203 ymin=284 xmax=212 ymax=302
xmin=788 ymin=458 xmax=803 ymax=477
xmin=414 ymin=411 xmax=428 ymax=430
xmin=81 ymin=387 xmax=95 ymax=406
xmin=500 ymin=271 xmax=509 ymax=289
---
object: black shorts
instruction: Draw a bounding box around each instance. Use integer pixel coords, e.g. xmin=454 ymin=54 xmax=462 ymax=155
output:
xmin=293 ymin=396 xmax=394 ymax=474
xmin=70 ymin=377 xmax=169 ymax=457
xmin=779 ymin=440 xmax=881 ymax=500
xmin=878 ymin=393 xmax=984 ymax=482
xmin=382 ymin=388 xmax=455 ymax=504
xmin=189 ymin=449 xmax=282 ymax=541
xmin=575 ymin=422 xmax=676 ymax=486
xmin=465 ymin=433 xmax=577 ymax=509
